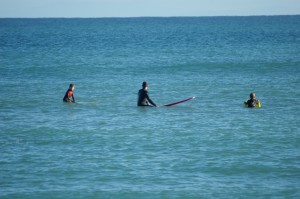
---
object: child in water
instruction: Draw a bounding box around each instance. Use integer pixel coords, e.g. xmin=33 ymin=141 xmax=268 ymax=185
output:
xmin=244 ymin=92 xmax=261 ymax=108
xmin=63 ymin=84 xmax=76 ymax=103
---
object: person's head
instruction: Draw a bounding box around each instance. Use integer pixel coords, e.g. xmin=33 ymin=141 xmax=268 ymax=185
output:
xmin=69 ymin=83 xmax=75 ymax=91
xmin=250 ymin=92 xmax=256 ymax=100
xmin=142 ymin=81 xmax=148 ymax=90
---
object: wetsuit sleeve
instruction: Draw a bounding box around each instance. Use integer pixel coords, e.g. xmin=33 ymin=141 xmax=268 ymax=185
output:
xmin=146 ymin=93 xmax=157 ymax=107
xmin=63 ymin=90 xmax=69 ymax=102
xmin=245 ymin=100 xmax=250 ymax=107
xmin=72 ymin=94 xmax=75 ymax=103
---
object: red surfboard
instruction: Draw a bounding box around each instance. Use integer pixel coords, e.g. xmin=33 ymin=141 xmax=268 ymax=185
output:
xmin=164 ymin=96 xmax=196 ymax=107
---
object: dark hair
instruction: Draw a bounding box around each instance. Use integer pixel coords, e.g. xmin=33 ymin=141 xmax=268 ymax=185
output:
xmin=69 ymin=83 xmax=74 ymax=88
xmin=142 ymin=81 xmax=148 ymax=88
xmin=250 ymin=92 xmax=255 ymax=99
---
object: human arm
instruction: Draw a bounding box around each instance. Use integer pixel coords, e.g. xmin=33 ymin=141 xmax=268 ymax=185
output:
xmin=146 ymin=93 xmax=157 ymax=107
xmin=71 ymin=93 xmax=76 ymax=103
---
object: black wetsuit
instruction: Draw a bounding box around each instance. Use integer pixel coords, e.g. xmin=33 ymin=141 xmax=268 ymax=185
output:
xmin=137 ymin=89 xmax=157 ymax=107
xmin=63 ymin=89 xmax=75 ymax=103
xmin=245 ymin=99 xmax=259 ymax=108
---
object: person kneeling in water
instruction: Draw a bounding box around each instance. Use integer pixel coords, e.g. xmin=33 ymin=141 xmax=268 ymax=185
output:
xmin=244 ymin=92 xmax=261 ymax=108
xmin=63 ymin=83 xmax=76 ymax=103
xmin=137 ymin=81 xmax=157 ymax=107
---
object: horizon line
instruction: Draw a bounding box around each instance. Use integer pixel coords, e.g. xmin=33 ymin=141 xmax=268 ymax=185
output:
xmin=1 ymin=14 xmax=299 ymax=19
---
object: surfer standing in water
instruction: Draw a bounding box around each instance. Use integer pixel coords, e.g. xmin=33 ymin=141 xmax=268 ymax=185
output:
xmin=244 ymin=92 xmax=261 ymax=108
xmin=137 ymin=81 xmax=157 ymax=107
xmin=63 ymin=83 xmax=76 ymax=103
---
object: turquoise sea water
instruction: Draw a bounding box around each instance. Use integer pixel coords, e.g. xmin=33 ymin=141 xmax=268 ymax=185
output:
xmin=1 ymin=16 xmax=300 ymax=198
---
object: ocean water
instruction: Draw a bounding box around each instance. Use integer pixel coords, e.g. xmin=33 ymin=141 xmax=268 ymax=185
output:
xmin=0 ymin=16 xmax=300 ymax=198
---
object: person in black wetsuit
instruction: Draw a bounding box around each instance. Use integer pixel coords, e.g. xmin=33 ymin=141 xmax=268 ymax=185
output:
xmin=137 ymin=81 xmax=157 ymax=107
xmin=63 ymin=83 xmax=76 ymax=103
xmin=244 ymin=92 xmax=261 ymax=108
